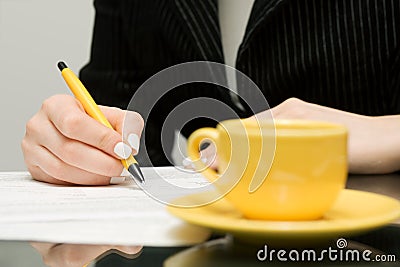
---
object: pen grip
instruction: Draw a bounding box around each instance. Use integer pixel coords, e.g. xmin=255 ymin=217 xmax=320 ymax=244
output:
xmin=61 ymin=69 xmax=113 ymax=129
xmin=61 ymin=68 xmax=138 ymax=165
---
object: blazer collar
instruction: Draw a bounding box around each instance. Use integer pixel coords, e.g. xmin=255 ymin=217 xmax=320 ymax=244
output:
xmin=241 ymin=0 xmax=288 ymax=50
xmin=174 ymin=0 xmax=288 ymax=62
xmin=174 ymin=0 xmax=223 ymax=62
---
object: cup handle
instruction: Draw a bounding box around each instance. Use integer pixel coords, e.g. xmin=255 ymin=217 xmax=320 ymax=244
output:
xmin=187 ymin=128 xmax=220 ymax=182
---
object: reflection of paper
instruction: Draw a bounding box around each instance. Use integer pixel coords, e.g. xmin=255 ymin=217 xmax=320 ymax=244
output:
xmin=0 ymin=167 xmax=211 ymax=246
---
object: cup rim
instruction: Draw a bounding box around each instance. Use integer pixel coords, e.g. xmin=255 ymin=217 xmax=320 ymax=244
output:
xmin=218 ymin=119 xmax=348 ymax=137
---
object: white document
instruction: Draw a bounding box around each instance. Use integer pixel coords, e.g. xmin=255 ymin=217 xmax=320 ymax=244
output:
xmin=0 ymin=167 xmax=211 ymax=246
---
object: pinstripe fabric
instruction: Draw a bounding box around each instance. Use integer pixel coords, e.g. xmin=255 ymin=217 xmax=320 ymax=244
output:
xmin=80 ymin=0 xmax=400 ymax=165
xmin=236 ymin=0 xmax=400 ymax=115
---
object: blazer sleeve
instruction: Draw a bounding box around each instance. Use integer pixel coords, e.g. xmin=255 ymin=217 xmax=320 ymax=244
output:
xmin=79 ymin=0 xmax=241 ymax=166
xmin=78 ymin=0 xmax=176 ymax=166
xmin=79 ymin=0 xmax=174 ymax=109
xmin=390 ymin=45 xmax=400 ymax=114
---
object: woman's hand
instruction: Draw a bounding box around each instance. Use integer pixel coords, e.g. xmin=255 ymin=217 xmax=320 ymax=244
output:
xmin=31 ymin=242 xmax=142 ymax=267
xmin=191 ymin=98 xmax=400 ymax=174
xmin=254 ymin=98 xmax=400 ymax=174
xmin=22 ymin=94 xmax=144 ymax=185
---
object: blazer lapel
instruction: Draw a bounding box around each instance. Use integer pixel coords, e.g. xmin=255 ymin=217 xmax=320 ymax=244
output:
xmin=172 ymin=0 xmax=289 ymax=63
xmin=174 ymin=0 xmax=224 ymax=62
xmin=239 ymin=0 xmax=289 ymax=56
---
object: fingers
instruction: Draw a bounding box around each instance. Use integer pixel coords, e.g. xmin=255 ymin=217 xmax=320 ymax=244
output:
xmin=31 ymin=242 xmax=57 ymax=255
xmin=24 ymin=143 xmax=114 ymax=185
xmin=32 ymin=114 xmax=122 ymax=178
xmin=247 ymin=98 xmax=307 ymax=121
xmin=34 ymin=243 xmax=111 ymax=267
xmin=42 ymin=95 xmax=137 ymax=159
xmin=31 ymin=242 xmax=143 ymax=267
xmin=23 ymin=110 xmax=122 ymax=184
xmin=113 ymin=245 xmax=143 ymax=259
xmin=100 ymin=106 xmax=144 ymax=155
xmin=22 ymin=94 xmax=144 ymax=185
xmin=27 ymin=166 xmax=74 ymax=186
xmin=268 ymin=97 xmax=352 ymax=122
xmin=37 ymin=150 xmax=112 ymax=186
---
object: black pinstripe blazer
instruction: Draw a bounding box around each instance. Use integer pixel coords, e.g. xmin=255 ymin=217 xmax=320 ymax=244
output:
xmin=80 ymin=0 xmax=400 ymax=166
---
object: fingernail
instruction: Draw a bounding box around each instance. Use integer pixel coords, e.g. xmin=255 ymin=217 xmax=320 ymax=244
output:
xmin=110 ymin=177 xmax=126 ymax=184
xmin=128 ymin=134 xmax=140 ymax=154
xmin=114 ymin=142 xmax=132 ymax=159
xmin=201 ymin=157 xmax=208 ymax=163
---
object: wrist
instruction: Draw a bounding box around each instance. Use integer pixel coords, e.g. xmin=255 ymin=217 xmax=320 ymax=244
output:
xmin=355 ymin=116 xmax=400 ymax=174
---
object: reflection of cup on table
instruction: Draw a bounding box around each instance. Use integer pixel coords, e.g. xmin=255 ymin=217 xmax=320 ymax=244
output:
xmin=187 ymin=119 xmax=348 ymax=221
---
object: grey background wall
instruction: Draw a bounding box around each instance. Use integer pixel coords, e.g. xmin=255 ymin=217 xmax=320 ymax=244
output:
xmin=0 ymin=0 xmax=187 ymax=172
xmin=0 ymin=0 xmax=95 ymax=171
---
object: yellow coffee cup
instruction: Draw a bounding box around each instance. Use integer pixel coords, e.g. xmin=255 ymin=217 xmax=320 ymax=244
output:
xmin=187 ymin=119 xmax=348 ymax=221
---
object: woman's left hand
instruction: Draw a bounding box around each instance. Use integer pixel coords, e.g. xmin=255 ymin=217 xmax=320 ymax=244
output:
xmin=253 ymin=98 xmax=400 ymax=174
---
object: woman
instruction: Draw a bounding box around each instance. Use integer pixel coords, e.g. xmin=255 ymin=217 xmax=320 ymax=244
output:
xmin=22 ymin=0 xmax=400 ymax=185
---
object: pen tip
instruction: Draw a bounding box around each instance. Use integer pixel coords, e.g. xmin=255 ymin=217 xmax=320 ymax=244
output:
xmin=57 ymin=61 xmax=68 ymax=71
xmin=128 ymin=163 xmax=145 ymax=184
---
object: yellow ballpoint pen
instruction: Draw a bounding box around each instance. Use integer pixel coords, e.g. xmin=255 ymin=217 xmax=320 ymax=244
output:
xmin=57 ymin=61 xmax=145 ymax=183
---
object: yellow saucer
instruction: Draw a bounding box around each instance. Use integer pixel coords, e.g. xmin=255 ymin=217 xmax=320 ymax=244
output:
xmin=168 ymin=189 xmax=400 ymax=245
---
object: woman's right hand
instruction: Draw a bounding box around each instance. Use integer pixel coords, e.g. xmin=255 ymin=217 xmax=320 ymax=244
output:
xmin=31 ymin=242 xmax=142 ymax=267
xmin=21 ymin=94 xmax=144 ymax=185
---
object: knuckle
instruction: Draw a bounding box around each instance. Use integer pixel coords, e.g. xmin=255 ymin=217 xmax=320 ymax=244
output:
xmin=47 ymin=160 xmax=65 ymax=180
xmin=281 ymin=98 xmax=306 ymax=118
xmin=20 ymin=138 xmax=28 ymax=152
xmin=41 ymin=95 xmax=65 ymax=112
xmin=20 ymin=139 xmax=33 ymax=159
xmin=25 ymin=117 xmax=38 ymax=135
xmin=284 ymin=97 xmax=302 ymax=106
xmin=61 ymin=141 xmax=77 ymax=163
xmin=98 ymin=130 xmax=118 ymax=151
xmin=41 ymin=98 xmax=53 ymax=112
xmin=60 ymin=114 xmax=82 ymax=137
xmin=104 ymin=160 xmax=123 ymax=177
